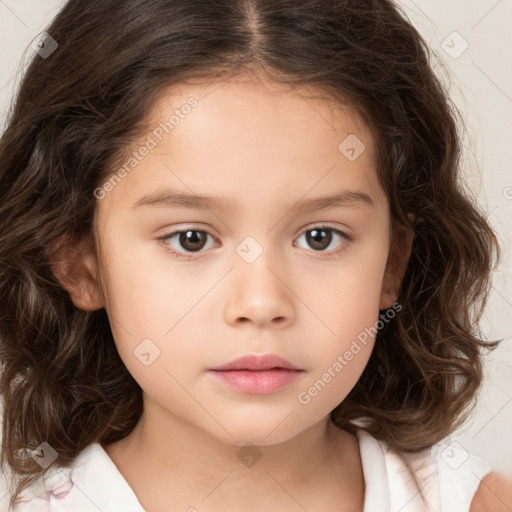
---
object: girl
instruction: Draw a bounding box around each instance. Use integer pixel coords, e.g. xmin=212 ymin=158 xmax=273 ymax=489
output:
xmin=0 ymin=0 xmax=510 ymax=510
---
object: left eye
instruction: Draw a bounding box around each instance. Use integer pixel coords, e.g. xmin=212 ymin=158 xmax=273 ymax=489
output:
xmin=158 ymin=225 xmax=349 ymax=258
xmin=294 ymin=226 xmax=347 ymax=253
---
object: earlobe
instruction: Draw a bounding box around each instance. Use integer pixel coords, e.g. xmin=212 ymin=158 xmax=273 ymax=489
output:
xmin=379 ymin=217 xmax=415 ymax=310
xmin=46 ymin=234 xmax=105 ymax=311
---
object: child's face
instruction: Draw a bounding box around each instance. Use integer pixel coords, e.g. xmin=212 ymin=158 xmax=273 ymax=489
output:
xmin=84 ymin=77 xmax=403 ymax=445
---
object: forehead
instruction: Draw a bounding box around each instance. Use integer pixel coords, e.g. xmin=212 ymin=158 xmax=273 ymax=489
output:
xmin=97 ymin=75 xmax=385 ymax=218
xmin=147 ymin=75 xmax=372 ymax=150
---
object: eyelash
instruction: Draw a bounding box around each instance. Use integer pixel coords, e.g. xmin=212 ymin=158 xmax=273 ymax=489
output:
xmin=157 ymin=224 xmax=352 ymax=261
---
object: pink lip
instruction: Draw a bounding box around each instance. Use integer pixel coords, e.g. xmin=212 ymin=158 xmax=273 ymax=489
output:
xmin=209 ymin=354 xmax=303 ymax=394
xmin=211 ymin=354 xmax=301 ymax=371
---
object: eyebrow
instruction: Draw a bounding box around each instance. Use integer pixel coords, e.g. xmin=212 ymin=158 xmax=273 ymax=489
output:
xmin=132 ymin=188 xmax=374 ymax=214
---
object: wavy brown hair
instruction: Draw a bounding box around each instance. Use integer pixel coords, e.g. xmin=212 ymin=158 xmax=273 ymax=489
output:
xmin=0 ymin=0 xmax=500 ymax=507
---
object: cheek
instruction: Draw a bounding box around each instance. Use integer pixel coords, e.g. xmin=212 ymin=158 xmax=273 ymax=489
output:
xmin=294 ymin=285 xmax=379 ymax=418
xmin=294 ymin=238 xmax=389 ymax=406
xmin=96 ymin=233 xmax=209 ymax=385
xmin=303 ymin=235 xmax=390 ymax=342
xmin=98 ymin=228 xmax=197 ymax=333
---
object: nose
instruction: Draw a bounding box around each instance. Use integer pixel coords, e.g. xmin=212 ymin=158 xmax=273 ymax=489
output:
xmin=223 ymin=249 xmax=296 ymax=330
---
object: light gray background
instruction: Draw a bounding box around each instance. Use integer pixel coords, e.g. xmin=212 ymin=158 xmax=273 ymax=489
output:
xmin=0 ymin=0 xmax=511 ymax=482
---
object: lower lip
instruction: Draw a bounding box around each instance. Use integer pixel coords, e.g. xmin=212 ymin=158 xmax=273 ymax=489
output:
xmin=210 ymin=369 xmax=303 ymax=394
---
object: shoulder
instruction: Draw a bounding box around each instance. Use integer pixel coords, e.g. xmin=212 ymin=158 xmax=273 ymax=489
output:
xmin=357 ymin=428 xmax=501 ymax=512
xmin=0 ymin=444 xmax=99 ymax=511
xmin=470 ymin=471 xmax=512 ymax=512
xmin=0 ymin=443 xmax=145 ymax=511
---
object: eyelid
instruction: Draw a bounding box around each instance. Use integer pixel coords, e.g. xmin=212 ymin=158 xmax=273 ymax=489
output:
xmin=296 ymin=221 xmax=352 ymax=237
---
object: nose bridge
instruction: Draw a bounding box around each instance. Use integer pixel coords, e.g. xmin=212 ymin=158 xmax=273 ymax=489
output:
xmin=224 ymin=231 xmax=295 ymax=327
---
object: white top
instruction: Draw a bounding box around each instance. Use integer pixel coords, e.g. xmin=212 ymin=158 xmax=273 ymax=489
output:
xmin=1 ymin=430 xmax=492 ymax=512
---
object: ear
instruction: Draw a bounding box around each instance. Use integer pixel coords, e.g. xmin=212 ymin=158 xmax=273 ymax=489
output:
xmin=379 ymin=215 xmax=415 ymax=310
xmin=45 ymin=233 xmax=105 ymax=311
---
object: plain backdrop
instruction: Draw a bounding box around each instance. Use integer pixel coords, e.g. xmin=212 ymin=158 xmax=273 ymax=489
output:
xmin=0 ymin=0 xmax=511 ymax=484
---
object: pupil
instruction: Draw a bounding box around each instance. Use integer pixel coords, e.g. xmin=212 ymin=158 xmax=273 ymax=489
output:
xmin=181 ymin=230 xmax=206 ymax=251
xmin=307 ymin=228 xmax=332 ymax=250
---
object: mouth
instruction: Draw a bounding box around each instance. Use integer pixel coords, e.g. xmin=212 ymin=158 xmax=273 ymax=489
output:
xmin=209 ymin=354 xmax=304 ymax=394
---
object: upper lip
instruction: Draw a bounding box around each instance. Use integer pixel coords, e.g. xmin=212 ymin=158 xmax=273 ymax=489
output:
xmin=211 ymin=354 xmax=302 ymax=371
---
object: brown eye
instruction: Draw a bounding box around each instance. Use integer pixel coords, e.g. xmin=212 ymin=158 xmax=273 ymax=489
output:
xmin=295 ymin=226 xmax=348 ymax=254
xmin=178 ymin=230 xmax=208 ymax=252
xmin=161 ymin=229 xmax=215 ymax=255
xmin=159 ymin=224 xmax=350 ymax=260
xmin=305 ymin=227 xmax=333 ymax=251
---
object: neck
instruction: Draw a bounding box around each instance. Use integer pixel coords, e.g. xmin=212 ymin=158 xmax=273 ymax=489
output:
xmin=102 ymin=397 xmax=364 ymax=511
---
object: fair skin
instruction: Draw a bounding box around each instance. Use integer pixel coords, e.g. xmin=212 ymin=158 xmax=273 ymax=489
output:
xmin=51 ymin=75 xmax=512 ymax=512
xmin=471 ymin=472 xmax=512 ymax=511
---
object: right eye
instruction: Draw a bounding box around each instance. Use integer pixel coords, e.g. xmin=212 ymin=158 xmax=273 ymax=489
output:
xmin=158 ymin=228 xmax=219 ymax=259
